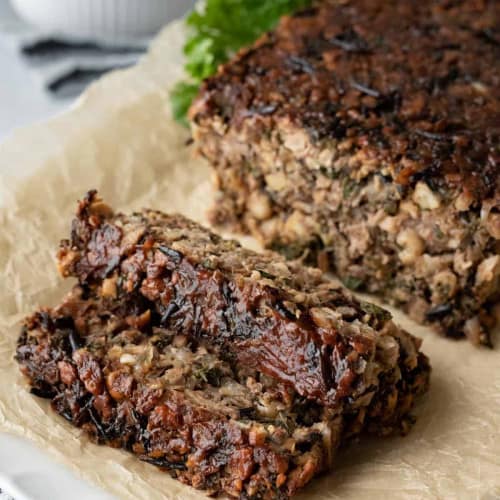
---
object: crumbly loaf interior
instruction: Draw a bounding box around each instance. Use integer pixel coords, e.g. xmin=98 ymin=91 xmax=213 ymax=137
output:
xmin=193 ymin=118 xmax=500 ymax=344
xmin=17 ymin=286 xmax=428 ymax=498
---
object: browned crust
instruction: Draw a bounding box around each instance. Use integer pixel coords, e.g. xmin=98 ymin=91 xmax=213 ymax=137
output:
xmin=190 ymin=0 xmax=499 ymax=201
xmin=57 ymin=191 xmax=430 ymax=409
xmin=15 ymin=295 xmax=299 ymax=499
xmin=16 ymin=284 xmax=429 ymax=499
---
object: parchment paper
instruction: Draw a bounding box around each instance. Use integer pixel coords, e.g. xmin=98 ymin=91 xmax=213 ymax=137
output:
xmin=0 ymin=18 xmax=499 ymax=500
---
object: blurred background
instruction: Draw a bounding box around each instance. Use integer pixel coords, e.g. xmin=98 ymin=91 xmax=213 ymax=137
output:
xmin=0 ymin=0 xmax=195 ymax=140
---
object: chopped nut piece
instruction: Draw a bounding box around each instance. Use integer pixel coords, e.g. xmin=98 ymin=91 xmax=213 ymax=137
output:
xmin=119 ymin=353 xmax=137 ymax=366
xmin=265 ymin=172 xmax=288 ymax=191
xmin=432 ymin=271 xmax=458 ymax=303
xmin=247 ymin=191 xmax=272 ymax=220
xmin=485 ymin=212 xmax=500 ymax=240
xmin=101 ymin=277 xmax=117 ymax=298
xmin=412 ymin=182 xmax=441 ymax=210
xmin=397 ymin=229 xmax=425 ymax=265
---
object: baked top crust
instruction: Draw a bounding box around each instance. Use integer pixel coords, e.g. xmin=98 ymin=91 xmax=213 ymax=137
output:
xmin=191 ymin=0 xmax=499 ymax=201
xmin=57 ymin=191 xmax=430 ymax=409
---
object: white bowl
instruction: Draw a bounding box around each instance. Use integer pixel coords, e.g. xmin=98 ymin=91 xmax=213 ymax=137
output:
xmin=10 ymin=0 xmax=195 ymax=41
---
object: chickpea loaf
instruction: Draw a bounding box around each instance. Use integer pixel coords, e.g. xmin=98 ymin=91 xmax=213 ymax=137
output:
xmin=190 ymin=0 xmax=500 ymax=345
xmin=17 ymin=191 xmax=430 ymax=499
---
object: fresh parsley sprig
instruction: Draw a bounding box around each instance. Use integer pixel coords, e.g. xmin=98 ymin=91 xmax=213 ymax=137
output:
xmin=171 ymin=0 xmax=312 ymax=126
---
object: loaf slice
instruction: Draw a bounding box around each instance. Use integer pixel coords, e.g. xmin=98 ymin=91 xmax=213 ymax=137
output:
xmin=57 ymin=190 xmax=430 ymax=409
xmin=17 ymin=283 xmax=428 ymax=498
xmin=189 ymin=0 xmax=500 ymax=344
xmin=15 ymin=190 xmax=430 ymax=498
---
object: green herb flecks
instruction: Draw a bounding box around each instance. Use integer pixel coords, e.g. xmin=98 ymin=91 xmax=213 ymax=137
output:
xmin=319 ymin=165 xmax=340 ymax=180
xmin=193 ymin=366 xmax=224 ymax=387
xmin=360 ymin=301 xmax=392 ymax=323
xmin=343 ymin=276 xmax=364 ymax=291
xmin=383 ymin=199 xmax=399 ymax=215
xmin=277 ymin=411 xmax=296 ymax=434
xmin=171 ymin=0 xmax=313 ymax=125
xmin=270 ymin=241 xmax=305 ymax=260
xmin=256 ymin=268 xmax=276 ymax=280
xmin=433 ymin=225 xmax=445 ymax=239
xmin=342 ymin=178 xmax=357 ymax=198
xmin=201 ymin=257 xmax=217 ymax=270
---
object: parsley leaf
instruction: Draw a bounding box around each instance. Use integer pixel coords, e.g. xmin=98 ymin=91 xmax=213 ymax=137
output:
xmin=171 ymin=81 xmax=200 ymax=126
xmin=171 ymin=0 xmax=312 ymax=125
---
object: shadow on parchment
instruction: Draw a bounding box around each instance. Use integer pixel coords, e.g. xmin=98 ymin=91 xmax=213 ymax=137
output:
xmin=295 ymin=372 xmax=453 ymax=499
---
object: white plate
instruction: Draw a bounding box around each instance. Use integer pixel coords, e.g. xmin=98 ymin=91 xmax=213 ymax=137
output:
xmin=0 ymin=434 xmax=114 ymax=500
